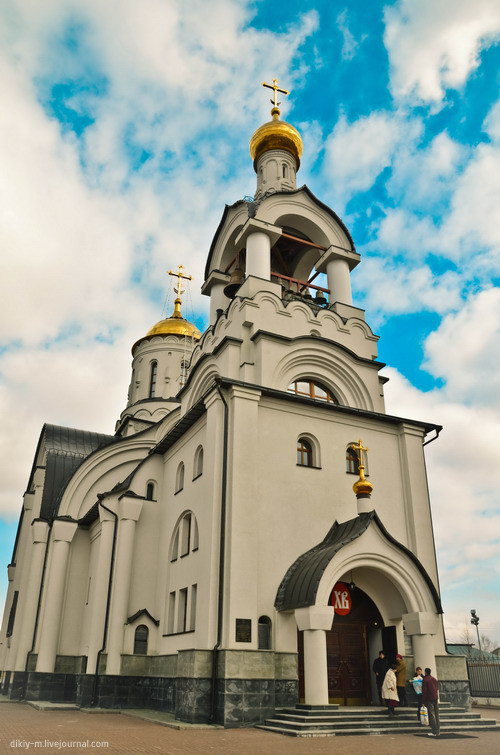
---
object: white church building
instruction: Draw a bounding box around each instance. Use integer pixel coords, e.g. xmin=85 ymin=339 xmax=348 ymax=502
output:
xmin=0 ymin=85 xmax=469 ymax=725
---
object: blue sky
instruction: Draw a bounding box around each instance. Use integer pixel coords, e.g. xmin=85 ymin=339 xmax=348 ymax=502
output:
xmin=0 ymin=0 xmax=499 ymax=643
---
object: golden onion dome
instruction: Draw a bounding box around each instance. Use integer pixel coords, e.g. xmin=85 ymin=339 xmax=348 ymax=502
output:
xmin=249 ymin=107 xmax=303 ymax=170
xmin=145 ymin=298 xmax=201 ymax=340
xmin=353 ymin=467 xmax=373 ymax=498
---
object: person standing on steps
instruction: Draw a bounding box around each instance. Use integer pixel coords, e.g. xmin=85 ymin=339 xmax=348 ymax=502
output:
xmin=410 ymin=666 xmax=424 ymax=721
xmin=395 ymin=653 xmax=408 ymax=706
xmin=381 ymin=663 xmax=400 ymax=716
xmin=372 ymin=650 xmax=389 ymax=705
xmin=422 ymin=667 xmax=440 ymax=737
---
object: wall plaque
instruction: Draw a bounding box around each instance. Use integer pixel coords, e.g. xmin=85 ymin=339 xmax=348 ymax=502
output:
xmin=235 ymin=618 xmax=252 ymax=642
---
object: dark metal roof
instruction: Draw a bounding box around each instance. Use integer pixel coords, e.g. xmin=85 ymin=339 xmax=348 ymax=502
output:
xmin=275 ymin=511 xmax=443 ymax=613
xmin=126 ymin=608 xmax=159 ymax=626
xmin=38 ymin=424 xmax=115 ymax=521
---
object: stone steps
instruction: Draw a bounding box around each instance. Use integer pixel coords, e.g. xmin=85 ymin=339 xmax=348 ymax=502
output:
xmin=256 ymin=704 xmax=500 ymax=737
xmin=272 ymin=713 xmax=482 ymax=726
xmin=256 ymin=722 xmax=499 ymax=737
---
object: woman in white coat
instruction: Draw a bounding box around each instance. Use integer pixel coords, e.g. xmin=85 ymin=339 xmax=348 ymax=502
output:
xmin=381 ymin=663 xmax=400 ymax=716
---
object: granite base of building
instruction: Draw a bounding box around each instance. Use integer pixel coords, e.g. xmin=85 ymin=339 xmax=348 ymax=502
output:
xmin=2 ymin=649 xmax=299 ymax=727
xmin=438 ymin=680 xmax=471 ymax=708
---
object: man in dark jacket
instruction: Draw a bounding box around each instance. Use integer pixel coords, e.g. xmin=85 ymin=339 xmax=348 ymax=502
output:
xmin=372 ymin=650 xmax=388 ymax=705
xmin=422 ymin=667 xmax=440 ymax=736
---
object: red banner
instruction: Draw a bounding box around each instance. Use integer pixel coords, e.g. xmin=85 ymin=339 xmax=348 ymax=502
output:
xmin=331 ymin=582 xmax=352 ymax=615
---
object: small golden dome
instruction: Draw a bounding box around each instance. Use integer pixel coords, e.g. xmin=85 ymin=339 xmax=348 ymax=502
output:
xmin=353 ymin=476 xmax=373 ymax=497
xmin=145 ymin=298 xmax=201 ymax=340
xmin=249 ymin=108 xmax=303 ymax=170
xmin=353 ymin=467 xmax=373 ymax=498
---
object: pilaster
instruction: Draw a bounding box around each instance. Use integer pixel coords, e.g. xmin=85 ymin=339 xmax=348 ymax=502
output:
xmin=36 ymin=519 xmax=78 ymax=673
xmin=86 ymin=505 xmax=117 ymax=674
xmin=13 ymin=520 xmax=49 ymax=671
xmin=105 ymin=497 xmax=143 ymax=675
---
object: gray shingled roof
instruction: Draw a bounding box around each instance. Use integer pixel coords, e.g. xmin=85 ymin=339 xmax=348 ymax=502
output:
xmin=275 ymin=510 xmax=443 ymax=613
xmin=38 ymin=424 xmax=115 ymax=521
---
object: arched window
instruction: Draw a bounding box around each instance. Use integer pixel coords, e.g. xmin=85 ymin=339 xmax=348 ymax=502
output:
xmin=134 ymin=624 xmax=148 ymax=654
xmin=193 ymin=446 xmax=203 ymax=479
xmin=346 ymin=444 xmax=368 ymax=475
xmin=149 ymin=361 xmax=158 ymax=398
xmin=146 ymin=482 xmax=155 ymax=500
xmin=170 ymin=511 xmax=199 ymax=561
xmin=175 ymin=462 xmax=184 ymax=493
xmin=297 ymin=437 xmax=313 ymax=467
xmin=282 ymin=164 xmax=288 ymax=179
xmin=258 ymin=616 xmax=272 ymax=650
xmin=288 ymin=380 xmax=339 ymax=404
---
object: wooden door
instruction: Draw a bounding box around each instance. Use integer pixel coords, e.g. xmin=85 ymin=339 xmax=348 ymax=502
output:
xmin=326 ymin=623 xmax=370 ymax=705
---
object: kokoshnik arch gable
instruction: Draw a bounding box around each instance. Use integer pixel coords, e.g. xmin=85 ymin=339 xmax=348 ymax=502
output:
xmin=0 ymin=82 xmax=470 ymax=725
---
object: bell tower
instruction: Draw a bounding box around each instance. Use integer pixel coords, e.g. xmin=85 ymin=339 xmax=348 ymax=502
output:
xmin=250 ymin=79 xmax=303 ymax=198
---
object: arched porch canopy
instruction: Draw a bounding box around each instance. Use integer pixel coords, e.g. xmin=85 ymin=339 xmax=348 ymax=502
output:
xmin=275 ymin=511 xmax=442 ymax=616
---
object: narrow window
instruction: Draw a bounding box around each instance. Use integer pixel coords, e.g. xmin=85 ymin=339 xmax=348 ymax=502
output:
xmin=297 ymin=438 xmax=313 ymax=467
xmin=170 ymin=528 xmax=179 ymax=562
xmin=149 ymin=361 xmax=158 ymax=398
xmin=175 ymin=462 xmax=184 ymax=493
xmin=167 ymin=592 xmax=176 ymax=634
xmin=134 ymin=624 xmax=149 ymax=654
xmin=180 ymin=514 xmax=191 ymax=556
xmin=190 ymin=585 xmax=197 ymax=631
xmin=146 ymin=482 xmax=155 ymax=500
xmin=346 ymin=444 xmax=368 ymax=475
xmin=282 ymin=163 xmax=288 ymax=179
xmin=178 ymin=588 xmax=188 ymax=633
xmin=193 ymin=446 xmax=204 ymax=479
xmin=6 ymin=591 xmax=19 ymax=638
xmin=258 ymin=616 xmax=272 ymax=650
xmin=346 ymin=445 xmax=359 ymax=474
xmin=192 ymin=517 xmax=199 ymax=551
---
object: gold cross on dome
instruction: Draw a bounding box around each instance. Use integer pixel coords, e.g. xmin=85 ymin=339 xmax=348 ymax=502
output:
xmin=262 ymin=78 xmax=289 ymax=109
xmin=353 ymin=439 xmax=368 ymax=461
xmin=168 ymin=264 xmax=193 ymax=298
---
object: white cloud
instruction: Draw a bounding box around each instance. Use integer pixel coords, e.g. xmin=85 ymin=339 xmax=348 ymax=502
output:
xmin=0 ymin=0 xmax=320 ymax=525
xmin=424 ymin=288 xmax=500 ymax=408
xmin=0 ymin=339 xmax=131 ymax=518
xmin=382 ymin=288 xmax=500 ymax=639
xmin=388 ymin=131 xmax=465 ymax=210
xmin=384 ymin=368 xmax=500 ymax=638
xmin=483 ymin=98 xmax=500 ymax=142
xmin=438 ymin=142 xmax=500 ymax=261
xmin=384 ymin=0 xmax=500 ymax=104
xmin=324 ymin=111 xmax=418 ymax=209
xmin=354 ymin=257 xmax=461 ymax=317
xmin=336 ymin=9 xmax=361 ymax=61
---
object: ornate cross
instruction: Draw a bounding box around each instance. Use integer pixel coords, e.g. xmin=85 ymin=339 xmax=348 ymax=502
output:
xmin=168 ymin=264 xmax=193 ymax=297
xmin=262 ymin=78 xmax=289 ymax=109
xmin=353 ymin=439 xmax=368 ymax=464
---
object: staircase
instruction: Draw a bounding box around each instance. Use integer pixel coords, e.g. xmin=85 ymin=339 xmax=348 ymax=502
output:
xmin=256 ymin=702 xmax=500 ymax=737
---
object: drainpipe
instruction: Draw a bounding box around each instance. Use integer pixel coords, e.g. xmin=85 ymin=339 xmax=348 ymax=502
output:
xmin=423 ymin=427 xmax=441 ymax=447
xmin=91 ymin=500 xmax=118 ymax=707
xmin=21 ymin=522 xmax=51 ymax=700
xmin=209 ymin=380 xmax=229 ymax=722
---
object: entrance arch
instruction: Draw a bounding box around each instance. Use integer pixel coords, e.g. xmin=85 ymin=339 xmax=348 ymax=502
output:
xmin=276 ymin=512 xmax=444 ymax=706
xmin=298 ymin=585 xmax=385 ymax=705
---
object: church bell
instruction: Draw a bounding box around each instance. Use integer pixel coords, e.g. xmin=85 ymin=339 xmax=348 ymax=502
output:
xmin=224 ymin=265 xmax=245 ymax=299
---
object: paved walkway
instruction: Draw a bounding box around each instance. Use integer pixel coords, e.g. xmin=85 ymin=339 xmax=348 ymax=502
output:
xmin=0 ymin=701 xmax=499 ymax=755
